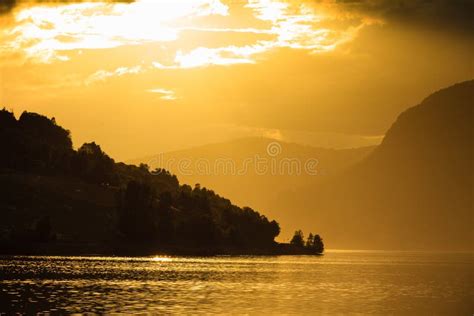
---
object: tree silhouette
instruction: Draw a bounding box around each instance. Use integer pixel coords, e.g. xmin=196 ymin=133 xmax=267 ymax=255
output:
xmin=156 ymin=191 xmax=175 ymax=244
xmin=118 ymin=181 xmax=156 ymax=242
xmin=290 ymin=230 xmax=305 ymax=247
xmin=306 ymin=232 xmax=314 ymax=247
xmin=74 ymin=142 xmax=115 ymax=184
xmin=312 ymin=234 xmax=324 ymax=254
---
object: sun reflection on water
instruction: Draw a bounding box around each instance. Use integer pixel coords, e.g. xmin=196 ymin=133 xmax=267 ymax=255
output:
xmin=0 ymin=253 xmax=472 ymax=314
xmin=151 ymin=256 xmax=173 ymax=262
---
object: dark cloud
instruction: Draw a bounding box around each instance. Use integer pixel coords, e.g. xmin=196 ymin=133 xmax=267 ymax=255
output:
xmin=333 ymin=0 xmax=473 ymax=35
xmin=0 ymin=0 xmax=134 ymax=15
xmin=0 ymin=0 xmax=15 ymax=14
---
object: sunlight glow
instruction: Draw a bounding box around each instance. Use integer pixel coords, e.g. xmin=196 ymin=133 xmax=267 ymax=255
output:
xmin=151 ymin=256 xmax=173 ymax=262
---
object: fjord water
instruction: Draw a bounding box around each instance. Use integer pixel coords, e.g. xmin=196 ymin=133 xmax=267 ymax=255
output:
xmin=1 ymin=251 xmax=472 ymax=314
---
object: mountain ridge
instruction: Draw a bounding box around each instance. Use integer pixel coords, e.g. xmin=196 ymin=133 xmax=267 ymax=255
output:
xmin=273 ymin=80 xmax=474 ymax=250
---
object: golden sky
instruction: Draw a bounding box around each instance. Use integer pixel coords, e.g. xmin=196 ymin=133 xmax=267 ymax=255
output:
xmin=0 ymin=0 xmax=472 ymax=160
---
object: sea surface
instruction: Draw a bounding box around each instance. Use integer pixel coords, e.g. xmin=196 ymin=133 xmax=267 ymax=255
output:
xmin=0 ymin=251 xmax=472 ymax=314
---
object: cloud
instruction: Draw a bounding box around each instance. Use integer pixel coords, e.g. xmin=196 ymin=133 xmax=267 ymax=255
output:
xmin=85 ymin=65 xmax=143 ymax=85
xmin=150 ymin=0 xmax=373 ymax=69
xmin=0 ymin=0 xmax=231 ymax=65
xmin=147 ymin=88 xmax=177 ymax=101
xmin=324 ymin=0 xmax=474 ymax=34
xmin=246 ymin=0 xmax=372 ymax=52
xmin=153 ymin=45 xmax=262 ymax=69
xmin=1 ymin=0 xmax=372 ymax=69
xmin=0 ymin=0 xmax=134 ymax=15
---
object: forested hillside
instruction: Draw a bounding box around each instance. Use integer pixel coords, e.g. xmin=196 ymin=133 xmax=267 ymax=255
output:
xmin=0 ymin=110 xmax=281 ymax=254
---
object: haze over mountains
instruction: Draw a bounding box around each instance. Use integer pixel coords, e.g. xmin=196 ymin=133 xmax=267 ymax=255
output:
xmin=1 ymin=80 xmax=470 ymax=251
xmin=130 ymin=138 xmax=375 ymax=238
xmin=134 ymin=81 xmax=473 ymax=250
xmin=275 ymin=80 xmax=474 ymax=250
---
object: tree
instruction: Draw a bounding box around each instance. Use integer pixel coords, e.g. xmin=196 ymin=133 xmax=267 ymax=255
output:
xmin=14 ymin=111 xmax=73 ymax=173
xmin=139 ymin=163 xmax=150 ymax=172
xmin=75 ymin=142 xmax=115 ymax=184
xmin=306 ymin=233 xmax=314 ymax=248
xmin=312 ymin=234 xmax=324 ymax=254
xmin=118 ymin=181 xmax=156 ymax=242
xmin=19 ymin=111 xmax=72 ymax=151
xmin=290 ymin=230 xmax=305 ymax=247
xmin=269 ymin=220 xmax=280 ymax=242
xmin=156 ymin=191 xmax=175 ymax=244
xmin=0 ymin=108 xmax=16 ymax=128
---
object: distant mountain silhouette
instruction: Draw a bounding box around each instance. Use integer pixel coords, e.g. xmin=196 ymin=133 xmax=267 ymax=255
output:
xmin=274 ymin=80 xmax=473 ymax=250
xmin=130 ymin=137 xmax=374 ymax=232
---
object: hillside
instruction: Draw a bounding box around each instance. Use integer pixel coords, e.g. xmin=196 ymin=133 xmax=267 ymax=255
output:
xmin=273 ymin=80 xmax=474 ymax=250
xmin=0 ymin=110 xmax=286 ymax=255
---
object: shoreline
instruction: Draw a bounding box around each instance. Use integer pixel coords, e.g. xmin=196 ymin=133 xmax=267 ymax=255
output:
xmin=0 ymin=241 xmax=323 ymax=257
